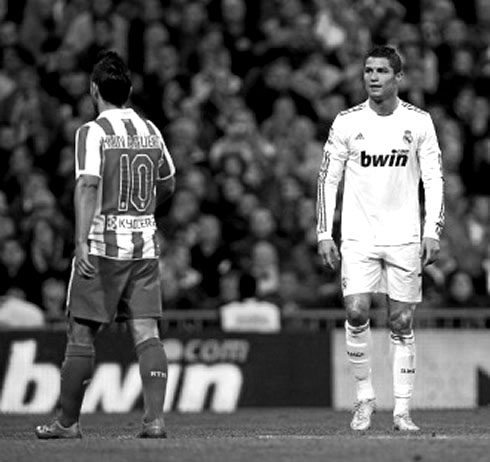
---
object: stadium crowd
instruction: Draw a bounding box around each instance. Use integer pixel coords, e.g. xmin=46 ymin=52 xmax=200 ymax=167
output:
xmin=0 ymin=0 xmax=489 ymax=328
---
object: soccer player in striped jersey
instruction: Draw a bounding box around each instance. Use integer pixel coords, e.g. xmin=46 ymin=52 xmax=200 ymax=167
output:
xmin=36 ymin=51 xmax=175 ymax=439
xmin=317 ymin=46 xmax=444 ymax=432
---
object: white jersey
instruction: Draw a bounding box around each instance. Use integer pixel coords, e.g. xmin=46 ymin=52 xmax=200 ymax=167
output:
xmin=317 ymin=99 xmax=444 ymax=245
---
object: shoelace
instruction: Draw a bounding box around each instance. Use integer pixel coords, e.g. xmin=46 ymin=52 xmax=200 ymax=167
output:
xmin=353 ymin=401 xmax=372 ymax=419
xmin=400 ymin=415 xmax=414 ymax=425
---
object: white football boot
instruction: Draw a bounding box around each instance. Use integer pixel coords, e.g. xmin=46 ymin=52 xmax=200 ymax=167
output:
xmin=393 ymin=413 xmax=420 ymax=431
xmin=350 ymin=398 xmax=376 ymax=431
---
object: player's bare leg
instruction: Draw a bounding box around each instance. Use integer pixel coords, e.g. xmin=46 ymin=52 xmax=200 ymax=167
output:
xmin=35 ymin=318 xmax=99 ymax=439
xmin=129 ymin=318 xmax=168 ymax=438
xmin=389 ymin=300 xmax=419 ymax=431
xmin=345 ymin=294 xmax=376 ymax=431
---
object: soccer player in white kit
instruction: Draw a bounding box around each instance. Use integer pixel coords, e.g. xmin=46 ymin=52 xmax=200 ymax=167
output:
xmin=317 ymin=46 xmax=444 ymax=431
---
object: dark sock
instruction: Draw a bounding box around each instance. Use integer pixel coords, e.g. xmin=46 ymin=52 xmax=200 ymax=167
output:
xmin=136 ymin=337 xmax=168 ymax=423
xmin=59 ymin=343 xmax=95 ymax=427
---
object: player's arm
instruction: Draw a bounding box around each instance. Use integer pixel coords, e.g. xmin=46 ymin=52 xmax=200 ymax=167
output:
xmin=74 ymin=174 xmax=99 ymax=278
xmin=418 ymin=114 xmax=444 ymax=266
xmin=156 ymin=130 xmax=176 ymax=208
xmin=74 ymin=123 xmax=103 ymax=278
xmin=156 ymin=176 xmax=176 ymax=207
xmin=317 ymin=117 xmax=348 ymax=269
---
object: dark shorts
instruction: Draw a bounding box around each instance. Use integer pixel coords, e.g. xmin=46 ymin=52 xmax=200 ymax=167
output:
xmin=67 ymin=255 xmax=162 ymax=323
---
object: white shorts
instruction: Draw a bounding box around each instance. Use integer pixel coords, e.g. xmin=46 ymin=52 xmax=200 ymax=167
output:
xmin=340 ymin=240 xmax=422 ymax=303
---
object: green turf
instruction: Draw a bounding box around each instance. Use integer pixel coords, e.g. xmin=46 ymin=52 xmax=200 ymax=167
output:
xmin=1 ymin=409 xmax=489 ymax=462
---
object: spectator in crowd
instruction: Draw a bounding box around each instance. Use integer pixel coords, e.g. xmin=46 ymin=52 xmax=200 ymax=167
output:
xmin=0 ymin=63 xmax=60 ymax=155
xmin=220 ymin=189 xmax=259 ymax=243
xmin=0 ymin=237 xmax=32 ymax=300
xmin=0 ymin=288 xmax=45 ymax=328
xmin=218 ymin=0 xmax=260 ymax=77
xmin=483 ymin=243 xmax=490 ymax=298
xmin=220 ymin=272 xmax=281 ymax=332
xmin=260 ymin=95 xmax=298 ymax=148
xmin=0 ymin=123 xmax=17 ymax=179
xmin=159 ymin=241 xmax=204 ymax=310
xmin=22 ymin=216 xmax=71 ymax=306
xmin=164 ymin=115 xmax=205 ymax=170
xmin=422 ymin=236 xmax=459 ymax=308
xmin=469 ymin=136 xmax=490 ymax=195
xmin=3 ymin=144 xmax=35 ymax=204
xmin=209 ymin=107 xmax=276 ymax=172
xmin=62 ymin=0 xmax=128 ymax=59
xmin=243 ymin=56 xmax=316 ymax=123
xmin=163 ymin=187 xmax=201 ymax=244
xmin=231 ymin=206 xmax=288 ymax=270
xmin=181 ymin=166 xmax=220 ymax=216
xmin=0 ymin=190 xmax=16 ymax=243
xmin=271 ymin=174 xmax=306 ymax=243
xmin=78 ymin=17 xmax=117 ymax=72
xmin=0 ymin=214 xmax=16 ymax=243
xmin=443 ymin=269 xmax=487 ymax=308
xmin=170 ymin=0 xmax=209 ymax=73
xmin=18 ymin=0 xmax=63 ymax=62
xmin=249 ymin=240 xmax=281 ymax=303
xmin=40 ymin=277 xmax=67 ymax=326
xmin=217 ymin=268 xmax=240 ymax=306
xmin=190 ymin=214 xmax=232 ymax=305
xmin=281 ymin=117 xmax=323 ymax=194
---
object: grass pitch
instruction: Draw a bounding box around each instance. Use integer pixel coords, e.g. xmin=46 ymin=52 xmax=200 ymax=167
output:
xmin=1 ymin=408 xmax=489 ymax=462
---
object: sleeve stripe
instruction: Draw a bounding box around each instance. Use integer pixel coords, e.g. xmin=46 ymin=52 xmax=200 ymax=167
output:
xmin=94 ymin=117 xmax=116 ymax=136
xmin=142 ymin=118 xmax=157 ymax=136
xmin=316 ymin=154 xmax=330 ymax=234
xmin=439 ymin=153 xmax=445 ymax=229
xmin=76 ymin=125 xmax=90 ymax=170
xmin=437 ymin=183 xmax=445 ymax=237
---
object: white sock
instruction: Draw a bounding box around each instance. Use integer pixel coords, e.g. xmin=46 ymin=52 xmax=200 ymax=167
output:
xmin=345 ymin=321 xmax=375 ymax=401
xmin=391 ymin=331 xmax=416 ymax=416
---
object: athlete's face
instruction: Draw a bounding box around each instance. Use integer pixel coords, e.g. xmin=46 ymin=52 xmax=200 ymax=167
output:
xmin=363 ymin=57 xmax=402 ymax=102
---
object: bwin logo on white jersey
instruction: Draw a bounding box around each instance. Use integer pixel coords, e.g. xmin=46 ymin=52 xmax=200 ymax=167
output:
xmin=360 ymin=149 xmax=408 ymax=167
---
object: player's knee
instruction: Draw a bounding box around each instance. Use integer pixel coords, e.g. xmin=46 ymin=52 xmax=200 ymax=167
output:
xmin=346 ymin=306 xmax=369 ymax=327
xmin=128 ymin=318 xmax=160 ymax=346
xmin=345 ymin=295 xmax=370 ymax=326
xmin=389 ymin=310 xmax=413 ymax=334
xmin=67 ymin=318 xmax=99 ymax=345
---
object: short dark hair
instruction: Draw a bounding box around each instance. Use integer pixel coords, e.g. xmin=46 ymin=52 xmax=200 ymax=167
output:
xmin=91 ymin=50 xmax=131 ymax=106
xmin=364 ymin=46 xmax=403 ymax=74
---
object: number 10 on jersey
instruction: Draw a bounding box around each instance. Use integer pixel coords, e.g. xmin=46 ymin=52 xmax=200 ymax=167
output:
xmin=118 ymin=153 xmax=155 ymax=212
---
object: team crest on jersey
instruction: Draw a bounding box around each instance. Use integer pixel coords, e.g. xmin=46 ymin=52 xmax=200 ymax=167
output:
xmin=403 ymin=130 xmax=413 ymax=145
xmin=106 ymin=216 xmax=117 ymax=230
xmin=355 ymin=132 xmax=364 ymax=140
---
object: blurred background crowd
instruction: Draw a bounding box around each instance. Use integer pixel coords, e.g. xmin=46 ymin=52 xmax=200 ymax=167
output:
xmin=0 ymin=0 xmax=489 ymax=328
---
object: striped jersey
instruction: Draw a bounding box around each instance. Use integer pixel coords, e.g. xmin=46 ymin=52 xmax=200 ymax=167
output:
xmin=317 ymin=99 xmax=444 ymax=245
xmin=75 ymin=107 xmax=175 ymax=259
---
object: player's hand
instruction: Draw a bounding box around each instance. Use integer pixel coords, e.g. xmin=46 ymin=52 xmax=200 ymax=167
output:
xmin=75 ymin=242 xmax=96 ymax=279
xmin=421 ymin=237 xmax=440 ymax=267
xmin=318 ymin=239 xmax=340 ymax=270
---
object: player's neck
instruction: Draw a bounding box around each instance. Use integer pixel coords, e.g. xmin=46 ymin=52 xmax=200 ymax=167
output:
xmin=97 ymin=99 xmax=125 ymax=114
xmin=368 ymin=96 xmax=399 ymax=116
